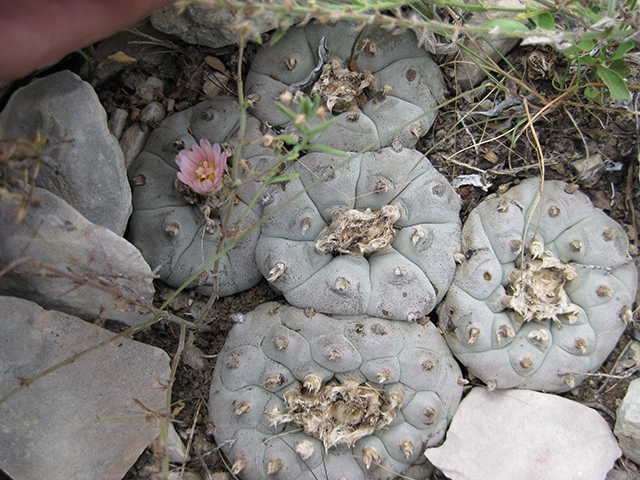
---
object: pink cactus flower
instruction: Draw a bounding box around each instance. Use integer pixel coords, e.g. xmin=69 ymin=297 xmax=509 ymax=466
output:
xmin=175 ymin=138 xmax=227 ymax=195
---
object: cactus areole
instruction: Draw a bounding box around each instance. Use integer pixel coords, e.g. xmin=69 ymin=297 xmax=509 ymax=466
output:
xmin=439 ymin=178 xmax=637 ymax=392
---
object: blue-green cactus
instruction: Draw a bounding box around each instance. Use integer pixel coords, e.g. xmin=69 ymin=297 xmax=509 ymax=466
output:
xmin=209 ymin=302 xmax=463 ymax=480
xmin=438 ymin=178 xmax=637 ymax=392
xmin=256 ymin=146 xmax=461 ymax=321
xmin=127 ymin=97 xmax=270 ymax=296
xmin=245 ymin=21 xmax=444 ymax=149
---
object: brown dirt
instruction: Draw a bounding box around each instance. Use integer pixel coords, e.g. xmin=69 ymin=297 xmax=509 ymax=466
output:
xmin=15 ymin=16 xmax=639 ymax=480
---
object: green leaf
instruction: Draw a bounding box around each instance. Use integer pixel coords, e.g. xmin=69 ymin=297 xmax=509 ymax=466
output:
xmin=577 ymin=39 xmax=595 ymax=51
xmin=572 ymin=4 xmax=602 ymax=20
xmin=609 ymin=59 xmax=630 ymax=78
xmin=535 ymin=12 xmax=555 ymax=30
xmin=577 ymin=55 xmax=598 ymax=66
xmin=583 ymin=85 xmax=602 ymax=103
xmin=305 ymin=119 xmax=338 ymax=138
xmin=269 ymin=29 xmax=288 ymax=45
xmin=516 ymin=8 xmax=547 ymax=21
xmin=307 ymin=144 xmax=350 ymax=156
xmin=596 ymin=65 xmax=631 ymax=100
xmin=311 ymin=93 xmax=321 ymax=111
xmin=299 ymin=96 xmax=314 ymax=117
xmin=275 ymin=134 xmax=299 ymax=145
xmin=267 ymin=173 xmax=300 ymax=184
xmin=482 ymin=19 xmax=530 ymax=33
xmin=275 ymin=102 xmax=298 ymax=122
xmin=609 ymin=40 xmax=634 ymax=61
xmin=562 ymin=39 xmax=594 ymax=55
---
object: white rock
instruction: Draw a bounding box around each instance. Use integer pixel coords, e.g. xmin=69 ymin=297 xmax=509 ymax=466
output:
xmin=0 ymin=70 xmax=132 ymax=235
xmin=108 ymin=108 xmax=128 ymax=140
xmin=0 ymin=296 xmax=171 ymax=480
xmin=426 ymin=387 xmax=621 ymax=480
xmin=165 ymin=423 xmax=188 ymax=464
xmin=615 ymin=378 xmax=640 ymax=465
xmin=135 ymin=76 xmax=164 ymax=102
xmin=168 ymin=472 xmax=201 ymax=480
xmin=0 ymin=186 xmax=155 ymax=325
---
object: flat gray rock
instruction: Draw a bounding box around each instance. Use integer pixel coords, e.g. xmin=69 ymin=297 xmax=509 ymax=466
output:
xmin=151 ymin=5 xmax=305 ymax=48
xmin=0 ymin=70 xmax=131 ymax=235
xmin=0 ymin=186 xmax=154 ymax=325
xmin=426 ymin=387 xmax=621 ymax=480
xmin=0 ymin=296 xmax=171 ymax=480
xmin=615 ymin=378 xmax=640 ymax=465
xmin=151 ymin=5 xmax=258 ymax=48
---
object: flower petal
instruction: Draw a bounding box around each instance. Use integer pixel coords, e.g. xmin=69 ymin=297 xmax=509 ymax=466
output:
xmin=176 ymin=152 xmax=200 ymax=171
xmin=200 ymin=179 xmax=214 ymax=192
xmin=176 ymin=172 xmax=194 ymax=185
xmin=174 ymin=138 xmax=227 ymax=195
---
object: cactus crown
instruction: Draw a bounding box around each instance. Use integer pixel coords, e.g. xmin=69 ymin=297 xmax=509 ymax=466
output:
xmin=502 ymin=239 xmax=580 ymax=326
xmin=266 ymin=374 xmax=403 ymax=450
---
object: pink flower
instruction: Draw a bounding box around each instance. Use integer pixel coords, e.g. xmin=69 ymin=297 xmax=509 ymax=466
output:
xmin=175 ymin=138 xmax=227 ymax=195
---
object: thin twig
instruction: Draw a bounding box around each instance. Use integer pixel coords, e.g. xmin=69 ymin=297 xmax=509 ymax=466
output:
xmin=582 ymin=402 xmax=617 ymax=421
xmin=594 ymin=338 xmax=637 ymax=395
xmin=563 ymin=105 xmax=590 ymax=157
xmin=456 ymin=110 xmax=479 ymax=155
xmin=161 ymin=322 xmax=188 ymax=477
xmin=178 ymin=397 xmax=203 ymax=477
xmin=0 ymin=256 xmax=31 ymax=278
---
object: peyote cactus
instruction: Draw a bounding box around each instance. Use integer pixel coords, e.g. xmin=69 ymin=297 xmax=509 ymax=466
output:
xmin=255 ymin=146 xmax=462 ymax=321
xmin=209 ymin=302 xmax=463 ymax=480
xmin=438 ymin=178 xmax=637 ymax=392
xmin=128 ymin=97 xmax=271 ymax=296
xmin=245 ymin=21 xmax=445 ymax=149
xmin=127 ymin=19 xmax=448 ymax=301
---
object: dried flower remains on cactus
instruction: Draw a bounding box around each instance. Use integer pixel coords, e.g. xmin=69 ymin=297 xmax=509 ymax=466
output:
xmin=175 ymin=138 xmax=226 ymax=195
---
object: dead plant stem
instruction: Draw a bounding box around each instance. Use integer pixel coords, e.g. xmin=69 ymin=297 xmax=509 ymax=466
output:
xmin=161 ymin=322 xmax=187 ymax=478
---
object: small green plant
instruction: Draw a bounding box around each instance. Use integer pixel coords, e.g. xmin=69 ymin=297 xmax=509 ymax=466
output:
xmin=242 ymin=91 xmax=348 ymax=212
xmin=563 ymin=37 xmax=634 ymax=101
xmin=514 ymin=2 xmax=637 ymax=101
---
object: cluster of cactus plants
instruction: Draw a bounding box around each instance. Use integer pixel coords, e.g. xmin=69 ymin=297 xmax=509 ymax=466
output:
xmin=127 ymin=20 xmax=637 ymax=480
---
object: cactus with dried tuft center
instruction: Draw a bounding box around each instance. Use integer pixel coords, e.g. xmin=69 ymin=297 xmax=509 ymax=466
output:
xmin=438 ymin=178 xmax=637 ymax=392
xmin=255 ymin=147 xmax=461 ymax=321
xmin=209 ymin=302 xmax=463 ymax=480
xmin=245 ymin=20 xmax=445 ymax=149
